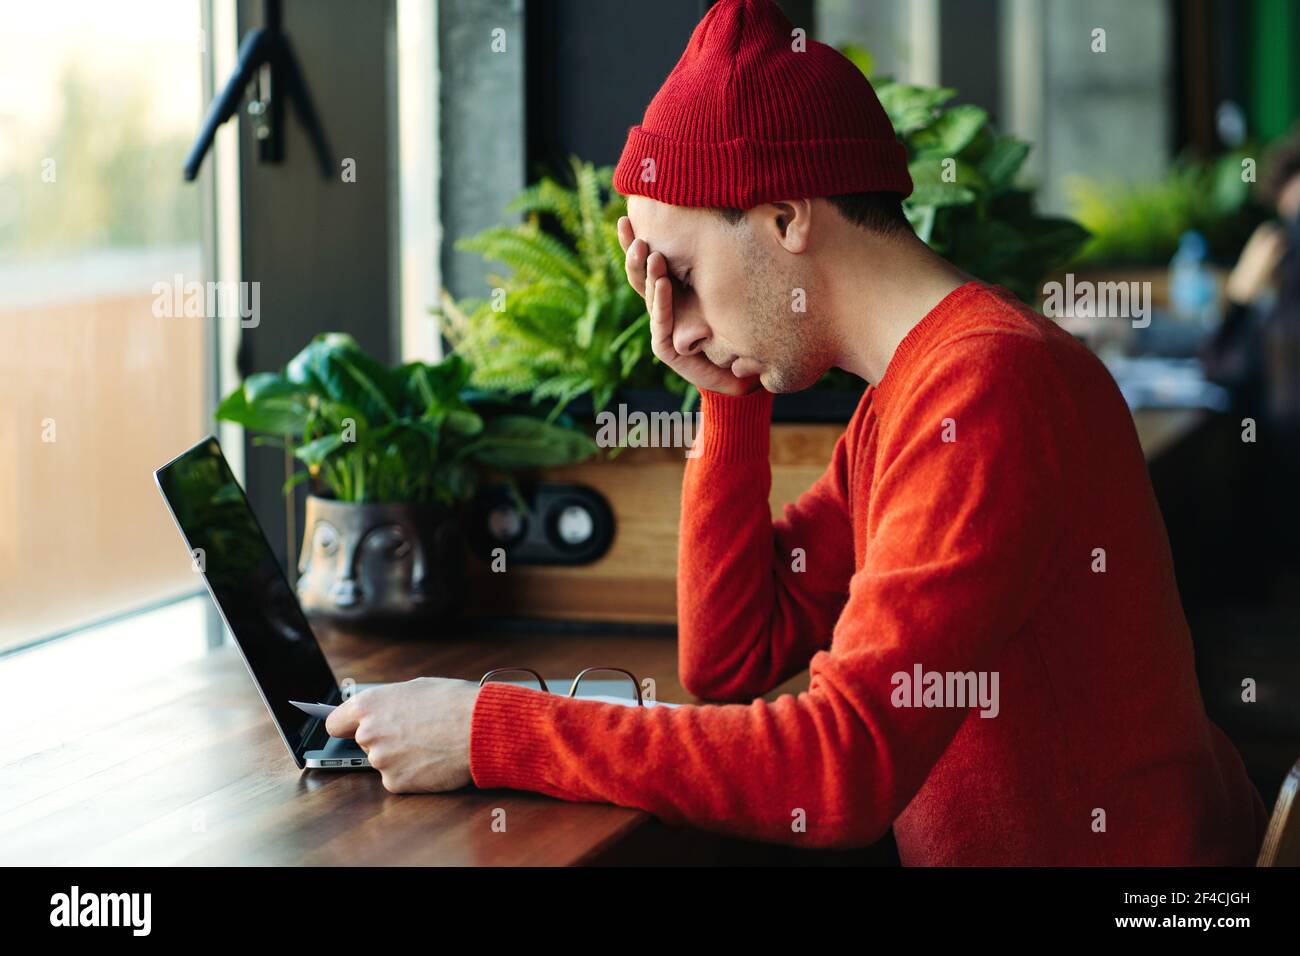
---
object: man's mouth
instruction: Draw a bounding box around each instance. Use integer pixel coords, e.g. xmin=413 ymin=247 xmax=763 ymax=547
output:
xmin=706 ymin=352 xmax=760 ymax=378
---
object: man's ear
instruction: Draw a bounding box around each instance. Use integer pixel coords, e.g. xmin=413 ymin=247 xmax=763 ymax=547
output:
xmin=762 ymin=199 xmax=813 ymax=254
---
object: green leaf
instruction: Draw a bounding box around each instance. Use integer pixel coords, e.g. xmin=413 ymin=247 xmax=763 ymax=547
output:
xmin=397 ymin=362 xmax=436 ymax=413
xmin=316 ymin=399 xmax=370 ymax=437
xmin=977 ymin=137 xmax=1031 ymax=190
xmin=444 ymin=408 xmax=484 ymax=436
xmin=507 ymin=178 xmax=582 ymax=237
xmin=906 ymin=157 xmax=982 ymax=207
xmin=456 ymin=225 xmax=586 ymax=286
xmin=876 ymin=82 xmax=957 ymax=134
xmin=242 ymin=372 xmax=298 ymax=403
xmin=285 ymin=333 xmax=403 ymax=423
xmin=465 ymin=415 xmax=597 ymax=469
xmin=215 ymin=386 xmax=310 ymax=435
xmin=422 ymin=353 xmax=474 ymax=401
xmin=333 ymin=352 xmax=399 ymax=422
xmin=1019 ymin=216 xmax=1092 ymax=267
xmin=950 ymin=219 xmax=1027 ymax=278
xmin=574 ymin=278 xmax=602 ymax=349
xmin=294 ymin=433 xmax=346 ymax=466
xmin=905 ymin=203 xmax=937 ymax=244
xmin=910 ymin=104 xmax=988 ymax=158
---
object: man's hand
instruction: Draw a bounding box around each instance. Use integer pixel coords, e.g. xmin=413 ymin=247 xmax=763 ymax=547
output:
xmin=617 ymin=215 xmax=759 ymax=396
xmin=325 ymin=677 xmax=479 ymax=793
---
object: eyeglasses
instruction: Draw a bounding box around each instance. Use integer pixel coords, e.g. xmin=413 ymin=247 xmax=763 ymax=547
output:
xmin=479 ymin=666 xmax=645 ymax=706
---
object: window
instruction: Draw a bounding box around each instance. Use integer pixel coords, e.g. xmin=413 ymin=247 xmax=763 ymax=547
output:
xmin=0 ymin=1 xmax=211 ymax=650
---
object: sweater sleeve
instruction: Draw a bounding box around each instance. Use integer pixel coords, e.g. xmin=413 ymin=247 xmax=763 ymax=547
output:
xmin=470 ymin=336 xmax=1064 ymax=847
xmin=675 ymin=387 xmax=857 ymax=701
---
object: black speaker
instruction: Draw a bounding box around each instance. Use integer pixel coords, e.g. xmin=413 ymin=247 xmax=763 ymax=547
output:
xmin=470 ymin=482 xmax=615 ymax=566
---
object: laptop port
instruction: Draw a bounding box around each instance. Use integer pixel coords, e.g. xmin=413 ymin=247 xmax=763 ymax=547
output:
xmin=321 ymin=759 xmax=342 ymax=766
xmin=351 ymin=759 xmax=364 ymax=765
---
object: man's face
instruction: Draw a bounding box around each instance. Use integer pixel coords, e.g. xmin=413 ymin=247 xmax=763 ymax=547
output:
xmin=625 ymin=195 xmax=830 ymax=393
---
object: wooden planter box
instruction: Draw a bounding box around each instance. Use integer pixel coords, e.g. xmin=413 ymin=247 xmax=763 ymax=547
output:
xmin=465 ymin=423 xmax=841 ymax=624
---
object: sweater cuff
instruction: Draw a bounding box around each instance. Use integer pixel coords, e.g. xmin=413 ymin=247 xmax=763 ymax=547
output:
xmin=697 ymin=388 xmax=773 ymax=462
xmin=470 ymin=682 xmax=565 ymax=791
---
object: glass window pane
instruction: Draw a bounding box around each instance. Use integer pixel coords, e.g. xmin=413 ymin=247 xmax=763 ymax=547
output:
xmin=0 ymin=1 xmax=208 ymax=650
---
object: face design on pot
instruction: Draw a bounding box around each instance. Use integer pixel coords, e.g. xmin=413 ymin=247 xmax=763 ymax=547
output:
xmin=297 ymin=500 xmax=457 ymax=620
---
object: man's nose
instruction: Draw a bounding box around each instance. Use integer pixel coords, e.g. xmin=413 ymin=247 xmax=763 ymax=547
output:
xmin=671 ymin=309 xmax=710 ymax=356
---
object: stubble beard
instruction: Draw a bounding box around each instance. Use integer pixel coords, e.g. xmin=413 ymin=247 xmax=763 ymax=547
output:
xmin=742 ymin=243 xmax=829 ymax=394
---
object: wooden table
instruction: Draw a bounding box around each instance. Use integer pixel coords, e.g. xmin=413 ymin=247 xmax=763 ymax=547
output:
xmin=0 ymin=622 xmax=831 ymax=866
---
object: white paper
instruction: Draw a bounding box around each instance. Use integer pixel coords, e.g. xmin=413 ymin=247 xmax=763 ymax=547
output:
xmin=289 ymin=700 xmax=337 ymax=719
xmin=575 ymin=694 xmax=680 ymax=708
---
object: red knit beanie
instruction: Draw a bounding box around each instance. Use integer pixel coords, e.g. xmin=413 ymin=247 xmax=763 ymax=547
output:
xmin=613 ymin=0 xmax=912 ymax=208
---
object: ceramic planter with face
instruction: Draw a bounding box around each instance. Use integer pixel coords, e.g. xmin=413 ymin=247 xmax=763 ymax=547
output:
xmin=296 ymin=496 xmax=464 ymax=626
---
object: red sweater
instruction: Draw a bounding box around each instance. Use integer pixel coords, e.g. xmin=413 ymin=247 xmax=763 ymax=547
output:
xmin=470 ymin=281 xmax=1267 ymax=865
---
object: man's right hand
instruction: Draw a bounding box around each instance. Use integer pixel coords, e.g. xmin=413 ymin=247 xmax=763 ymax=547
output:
xmin=617 ymin=215 xmax=760 ymax=397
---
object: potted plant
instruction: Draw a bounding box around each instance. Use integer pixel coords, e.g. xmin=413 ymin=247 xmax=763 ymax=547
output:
xmin=215 ymin=332 xmax=597 ymax=627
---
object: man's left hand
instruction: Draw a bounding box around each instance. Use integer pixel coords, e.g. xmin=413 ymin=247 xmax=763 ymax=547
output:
xmin=325 ymin=677 xmax=480 ymax=793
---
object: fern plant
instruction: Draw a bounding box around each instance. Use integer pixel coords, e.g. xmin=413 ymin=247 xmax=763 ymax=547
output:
xmin=439 ymin=158 xmax=679 ymax=417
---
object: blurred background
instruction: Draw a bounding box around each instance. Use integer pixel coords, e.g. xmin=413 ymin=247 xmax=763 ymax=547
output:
xmin=1 ymin=0 xmax=1298 ymax=804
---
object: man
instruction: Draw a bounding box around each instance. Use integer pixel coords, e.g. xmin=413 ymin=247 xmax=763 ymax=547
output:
xmin=327 ymin=0 xmax=1266 ymax=864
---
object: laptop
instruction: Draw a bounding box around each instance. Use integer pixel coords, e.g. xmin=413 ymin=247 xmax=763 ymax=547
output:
xmin=156 ymin=436 xmax=656 ymax=773
xmin=155 ymin=436 xmax=377 ymax=770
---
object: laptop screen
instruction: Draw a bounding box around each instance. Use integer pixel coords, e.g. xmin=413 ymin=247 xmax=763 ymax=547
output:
xmin=155 ymin=437 xmax=338 ymax=759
